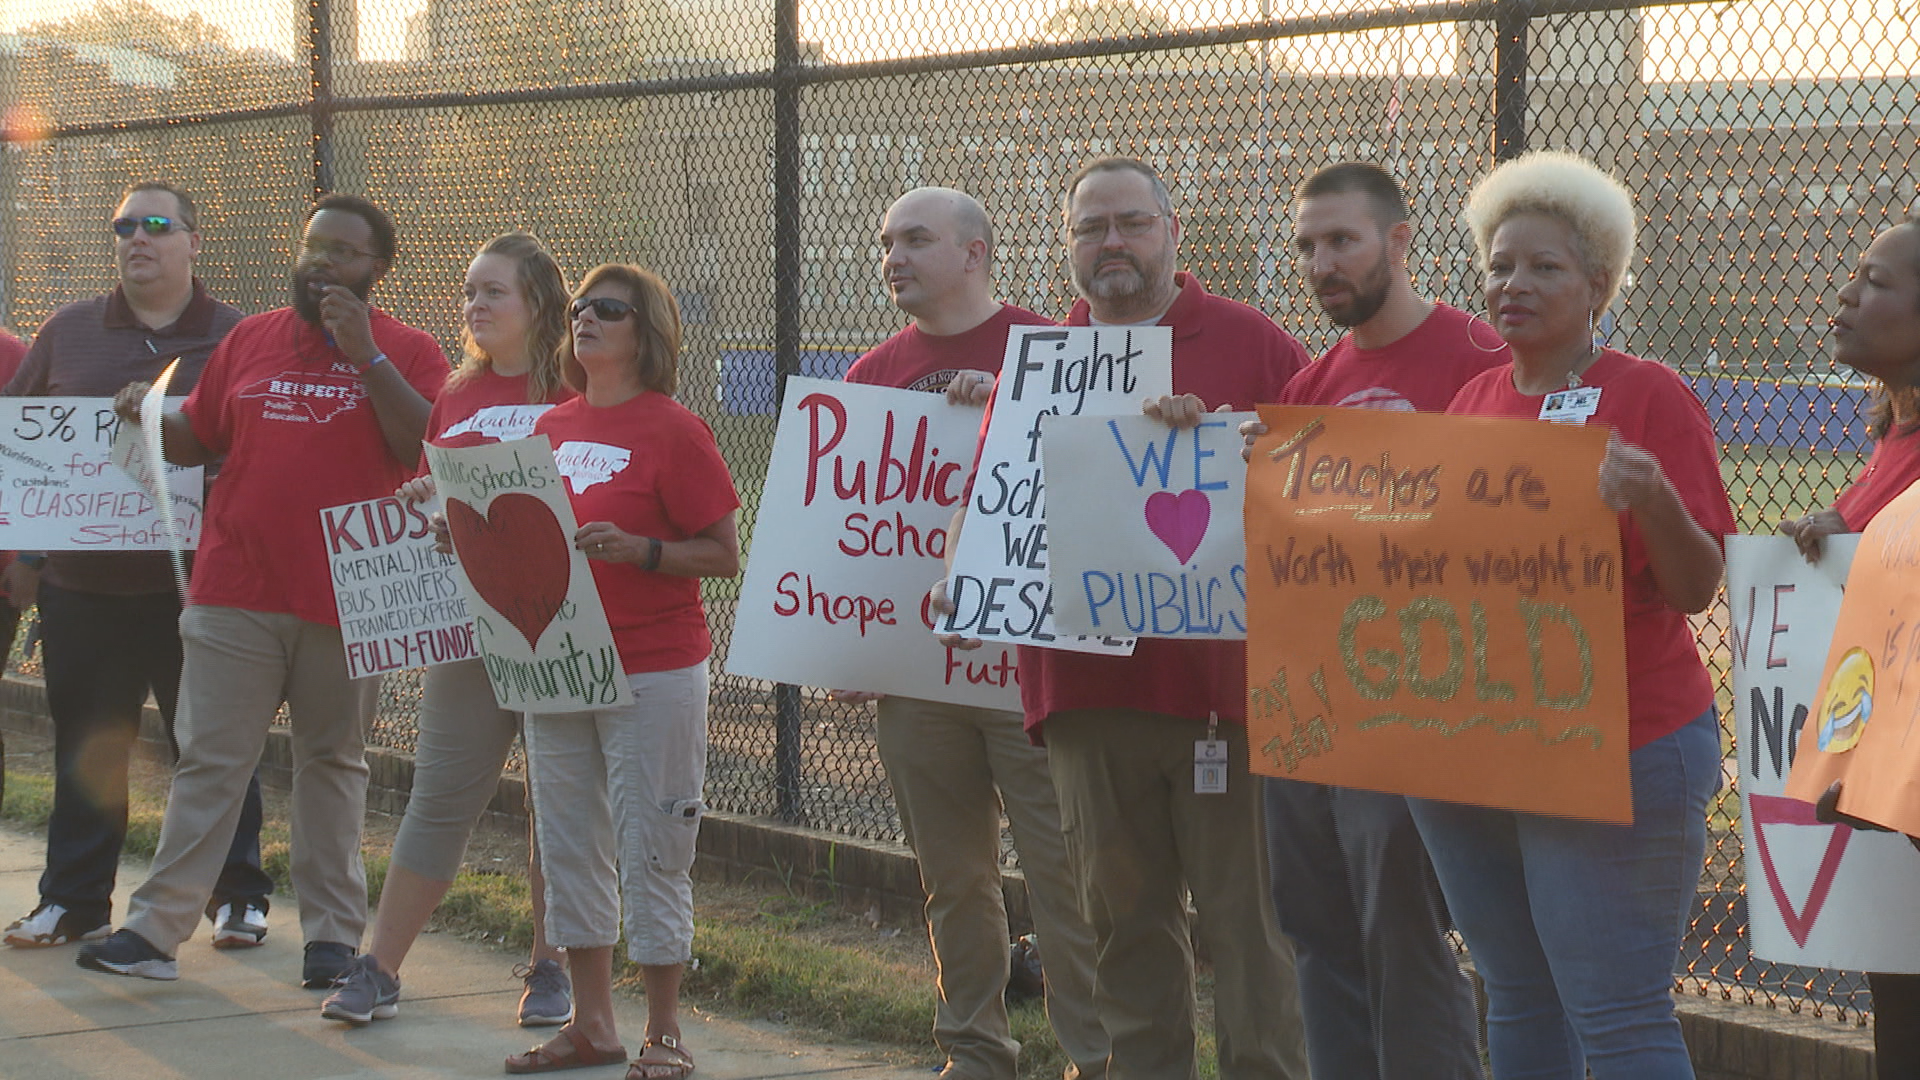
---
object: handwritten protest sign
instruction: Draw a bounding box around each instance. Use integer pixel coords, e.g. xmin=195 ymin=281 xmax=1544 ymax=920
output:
xmin=324 ymin=495 xmax=478 ymax=679
xmin=728 ymin=378 xmax=1018 ymax=709
xmin=1044 ymin=411 xmax=1255 ymax=639
xmin=425 ymin=435 xmax=630 ymax=712
xmin=1244 ymin=406 xmax=1630 ymax=822
xmin=938 ymin=326 xmax=1170 ymax=654
xmin=1786 ymin=481 xmax=1920 ymax=836
xmin=0 ymin=396 xmax=201 ymax=551
xmin=1729 ymin=534 xmax=1920 ymax=970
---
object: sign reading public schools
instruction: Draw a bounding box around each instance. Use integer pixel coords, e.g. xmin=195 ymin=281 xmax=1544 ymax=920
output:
xmin=1244 ymin=406 xmax=1630 ymax=823
xmin=425 ymin=435 xmax=631 ymax=712
xmin=938 ymin=325 xmax=1171 ymax=653
xmin=728 ymin=378 xmax=1018 ymax=709
xmin=1727 ymin=534 xmax=1920 ymax=972
xmin=1044 ymin=411 xmax=1256 ymax=639
xmin=324 ymin=495 xmax=478 ymax=680
xmin=0 ymin=396 xmax=201 ymax=549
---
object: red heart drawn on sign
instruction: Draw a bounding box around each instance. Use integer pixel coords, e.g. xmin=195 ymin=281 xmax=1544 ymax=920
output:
xmin=1144 ymin=489 xmax=1211 ymax=566
xmin=446 ymin=493 xmax=571 ymax=651
xmin=1747 ymin=793 xmax=1854 ymax=949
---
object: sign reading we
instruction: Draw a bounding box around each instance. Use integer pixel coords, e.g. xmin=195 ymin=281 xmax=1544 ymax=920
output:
xmin=1243 ymin=406 xmax=1630 ymax=823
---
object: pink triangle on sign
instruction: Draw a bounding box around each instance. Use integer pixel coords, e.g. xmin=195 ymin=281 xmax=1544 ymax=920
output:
xmin=1747 ymin=794 xmax=1853 ymax=949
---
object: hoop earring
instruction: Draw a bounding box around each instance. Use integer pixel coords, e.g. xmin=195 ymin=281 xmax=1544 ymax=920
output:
xmin=1466 ymin=319 xmax=1508 ymax=354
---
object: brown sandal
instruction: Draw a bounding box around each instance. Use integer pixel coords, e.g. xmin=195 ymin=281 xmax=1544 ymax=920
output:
xmin=504 ymin=1024 xmax=628 ymax=1074
xmin=626 ymin=1034 xmax=695 ymax=1080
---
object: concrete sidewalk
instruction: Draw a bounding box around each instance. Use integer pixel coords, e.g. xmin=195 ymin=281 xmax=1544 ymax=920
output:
xmin=0 ymin=825 xmax=924 ymax=1080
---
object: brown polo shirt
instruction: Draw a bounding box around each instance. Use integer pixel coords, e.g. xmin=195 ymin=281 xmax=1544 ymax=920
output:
xmin=5 ymin=280 xmax=244 ymax=595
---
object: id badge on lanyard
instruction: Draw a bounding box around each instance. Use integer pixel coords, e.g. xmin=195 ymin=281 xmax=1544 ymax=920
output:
xmin=1538 ymin=386 xmax=1602 ymax=424
xmin=1195 ymin=712 xmax=1228 ymax=795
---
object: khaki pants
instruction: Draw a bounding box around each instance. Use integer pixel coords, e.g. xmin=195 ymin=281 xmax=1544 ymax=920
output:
xmin=390 ymin=658 xmax=524 ymax=881
xmin=1045 ymin=709 xmax=1309 ymax=1080
xmin=877 ymin=696 xmax=1108 ymax=1080
xmin=124 ymin=606 xmax=378 ymax=954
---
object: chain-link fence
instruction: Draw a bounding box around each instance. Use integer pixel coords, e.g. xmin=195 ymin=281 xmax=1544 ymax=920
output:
xmin=2 ymin=0 xmax=1906 ymax=1023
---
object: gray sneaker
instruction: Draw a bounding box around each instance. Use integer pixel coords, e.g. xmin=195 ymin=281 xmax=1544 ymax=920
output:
xmin=320 ymin=955 xmax=400 ymax=1024
xmin=514 ymin=958 xmax=573 ymax=1027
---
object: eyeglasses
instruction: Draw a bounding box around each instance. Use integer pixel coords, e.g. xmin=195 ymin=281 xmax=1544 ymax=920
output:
xmin=298 ymin=238 xmax=378 ymax=263
xmin=1067 ymin=211 xmax=1164 ymax=244
xmin=112 ymin=216 xmax=188 ymax=238
xmin=570 ymin=296 xmax=637 ymax=322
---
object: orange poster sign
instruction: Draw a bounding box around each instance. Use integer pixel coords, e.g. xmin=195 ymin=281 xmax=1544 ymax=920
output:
xmin=1784 ymin=480 xmax=1920 ymax=835
xmin=1244 ymin=406 xmax=1631 ymax=823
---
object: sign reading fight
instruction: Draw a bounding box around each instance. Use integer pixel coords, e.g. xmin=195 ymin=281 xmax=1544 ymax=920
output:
xmin=0 ymin=396 xmax=201 ymax=550
xmin=1243 ymin=406 xmax=1630 ymax=822
xmin=728 ymin=378 xmax=1018 ymax=709
xmin=939 ymin=326 xmax=1171 ymax=653
xmin=425 ymin=436 xmax=630 ymax=712
xmin=1728 ymin=534 xmax=1920 ymax=971
xmin=1044 ymin=411 xmax=1256 ymax=639
xmin=1787 ymin=481 xmax=1920 ymax=837
xmin=324 ymin=495 xmax=477 ymax=679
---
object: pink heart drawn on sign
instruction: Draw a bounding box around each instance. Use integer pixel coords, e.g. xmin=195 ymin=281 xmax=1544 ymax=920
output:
xmin=445 ymin=493 xmax=571 ymax=652
xmin=1144 ymin=489 xmax=1211 ymax=566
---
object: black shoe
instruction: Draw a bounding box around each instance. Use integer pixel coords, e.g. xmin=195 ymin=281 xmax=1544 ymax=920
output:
xmin=77 ymin=929 xmax=178 ymax=981
xmin=302 ymin=941 xmax=357 ymax=989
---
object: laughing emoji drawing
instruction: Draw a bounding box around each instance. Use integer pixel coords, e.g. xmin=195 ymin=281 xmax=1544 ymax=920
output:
xmin=1815 ymin=646 xmax=1875 ymax=753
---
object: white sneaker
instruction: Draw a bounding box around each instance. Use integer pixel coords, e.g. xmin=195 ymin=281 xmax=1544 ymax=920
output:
xmin=5 ymin=902 xmax=109 ymax=948
xmin=210 ymin=901 xmax=269 ymax=949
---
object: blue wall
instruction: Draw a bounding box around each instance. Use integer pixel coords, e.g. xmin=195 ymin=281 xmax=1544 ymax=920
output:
xmin=1686 ymin=374 xmax=1875 ymax=454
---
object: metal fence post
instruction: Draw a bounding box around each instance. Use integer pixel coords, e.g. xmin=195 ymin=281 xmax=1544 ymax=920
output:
xmin=770 ymin=0 xmax=806 ymax=825
xmin=309 ymin=0 xmax=334 ymax=196
xmin=1492 ymin=1 xmax=1529 ymax=162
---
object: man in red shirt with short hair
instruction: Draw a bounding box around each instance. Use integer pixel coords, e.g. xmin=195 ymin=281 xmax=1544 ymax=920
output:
xmin=842 ymin=186 xmax=1106 ymax=1080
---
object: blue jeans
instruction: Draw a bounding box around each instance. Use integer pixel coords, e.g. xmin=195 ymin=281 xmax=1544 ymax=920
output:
xmin=1408 ymin=708 xmax=1720 ymax=1080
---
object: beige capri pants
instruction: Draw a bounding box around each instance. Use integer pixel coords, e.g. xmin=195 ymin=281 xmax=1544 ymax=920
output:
xmin=525 ymin=662 xmax=707 ymax=965
xmin=389 ymin=657 xmax=527 ymax=881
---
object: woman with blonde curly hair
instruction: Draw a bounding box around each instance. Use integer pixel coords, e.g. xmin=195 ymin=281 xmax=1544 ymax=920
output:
xmin=1408 ymin=152 xmax=1734 ymax=1079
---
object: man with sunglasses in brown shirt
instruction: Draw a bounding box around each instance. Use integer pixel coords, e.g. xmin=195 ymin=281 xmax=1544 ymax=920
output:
xmin=2 ymin=182 xmax=276 ymax=955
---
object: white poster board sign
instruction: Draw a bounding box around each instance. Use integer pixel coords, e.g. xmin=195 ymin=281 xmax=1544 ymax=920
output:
xmin=323 ymin=495 xmax=478 ymax=679
xmin=1044 ymin=411 xmax=1254 ymax=639
xmin=938 ymin=326 xmax=1170 ymax=653
xmin=728 ymin=378 xmax=1019 ymax=709
xmin=0 ymin=396 xmax=201 ymax=550
xmin=1728 ymin=533 xmax=1920 ymax=971
xmin=425 ymin=436 xmax=631 ymax=712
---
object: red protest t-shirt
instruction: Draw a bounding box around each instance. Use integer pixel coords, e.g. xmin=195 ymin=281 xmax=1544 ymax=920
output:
xmin=1834 ymin=424 xmax=1920 ymax=530
xmin=845 ymin=304 xmax=1052 ymax=392
xmin=535 ymin=391 xmax=740 ymax=675
xmin=183 ymin=307 xmax=449 ymax=625
xmin=1014 ymin=273 xmax=1309 ymax=737
xmin=0 ymin=329 xmax=24 ymax=381
xmin=1282 ymin=302 xmax=1509 ymax=411
xmin=1447 ymin=349 xmax=1735 ymax=749
xmin=423 ymin=367 xmax=576 ymax=463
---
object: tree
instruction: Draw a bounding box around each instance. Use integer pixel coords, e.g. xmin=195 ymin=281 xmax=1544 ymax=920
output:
xmin=22 ymin=0 xmax=233 ymax=56
xmin=1034 ymin=0 xmax=1179 ymax=42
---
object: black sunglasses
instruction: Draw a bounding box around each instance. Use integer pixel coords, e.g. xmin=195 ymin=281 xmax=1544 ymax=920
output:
xmin=112 ymin=216 xmax=188 ymax=238
xmin=570 ymin=296 xmax=637 ymax=322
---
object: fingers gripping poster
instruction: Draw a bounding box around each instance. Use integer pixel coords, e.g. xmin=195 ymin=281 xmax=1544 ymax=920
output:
xmin=1044 ymin=411 xmax=1256 ymax=639
xmin=727 ymin=377 xmax=1020 ymax=709
xmin=1243 ymin=406 xmax=1630 ymax=823
xmin=1787 ymin=482 xmax=1920 ymax=839
xmin=425 ymin=436 xmax=630 ymax=712
xmin=1728 ymin=533 xmax=1920 ymax=971
xmin=938 ymin=325 xmax=1171 ymax=654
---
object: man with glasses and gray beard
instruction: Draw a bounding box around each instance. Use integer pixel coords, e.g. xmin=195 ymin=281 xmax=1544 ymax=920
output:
xmin=2 ymin=182 xmax=275 ymax=955
xmin=946 ymin=156 xmax=1311 ymax=1080
xmin=78 ymin=194 xmax=446 ymax=989
xmin=1248 ymin=161 xmax=1506 ymax=1080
